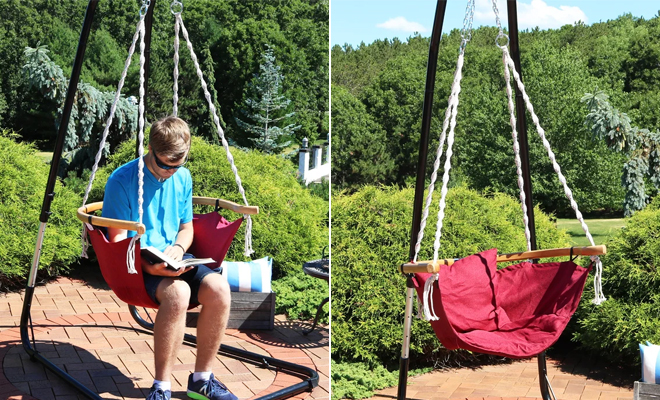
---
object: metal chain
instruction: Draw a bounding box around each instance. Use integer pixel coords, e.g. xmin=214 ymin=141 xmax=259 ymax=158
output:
xmin=491 ymin=0 xmax=510 ymax=48
xmin=171 ymin=0 xmax=183 ymax=15
xmin=139 ymin=0 xmax=151 ymax=16
xmin=459 ymin=0 xmax=476 ymax=53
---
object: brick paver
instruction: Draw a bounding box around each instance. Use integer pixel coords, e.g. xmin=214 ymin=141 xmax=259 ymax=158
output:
xmin=0 ymin=273 xmax=329 ymax=400
xmin=370 ymin=351 xmax=635 ymax=400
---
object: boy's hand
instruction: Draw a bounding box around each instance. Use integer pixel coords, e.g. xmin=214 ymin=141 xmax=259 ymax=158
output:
xmin=141 ymin=258 xmax=193 ymax=276
xmin=164 ymin=244 xmax=185 ymax=261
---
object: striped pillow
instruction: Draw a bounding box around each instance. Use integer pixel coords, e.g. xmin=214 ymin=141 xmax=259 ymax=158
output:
xmin=221 ymin=257 xmax=272 ymax=292
xmin=640 ymin=341 xmax=660 ymax=383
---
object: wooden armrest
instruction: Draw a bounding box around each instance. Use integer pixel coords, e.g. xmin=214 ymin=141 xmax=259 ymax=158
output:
xmin=77 ymin=202 xmax=146 ymax=234
xmin=193 ymin=196 xmax=259 ymax=215
xmin=400 ymin=245 xmax=607 ymax=274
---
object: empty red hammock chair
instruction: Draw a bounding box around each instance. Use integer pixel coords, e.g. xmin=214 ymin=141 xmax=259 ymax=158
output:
xmin=411 ymin=248 xmax=595 ymax=358
xmin=400 ymin=2 xmax=607 ymax=360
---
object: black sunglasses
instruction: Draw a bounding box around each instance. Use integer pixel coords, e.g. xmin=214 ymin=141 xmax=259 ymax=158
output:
xmin=153 ymin=152 xmax=188 ymax=170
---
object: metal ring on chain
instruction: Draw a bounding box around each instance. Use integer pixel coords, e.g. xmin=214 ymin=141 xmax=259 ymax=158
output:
xmin=139 ymin=0 xmax=151 ymax=17
xmin=170 ymin=0 xmax=183 ymax=15
xmin=496 ymin=32 xmax=510 ymax=48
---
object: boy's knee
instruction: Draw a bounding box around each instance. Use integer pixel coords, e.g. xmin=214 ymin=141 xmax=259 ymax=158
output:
xmin=158 ymin=279 xmax=191 ymax=310
xmin=198 ymin=273 xmax=231 ymax=307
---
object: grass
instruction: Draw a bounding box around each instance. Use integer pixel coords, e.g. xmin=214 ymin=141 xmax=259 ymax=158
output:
xmin=36 ymin=151 xmax=53 ymax=163
xmin=556 ymin=218 xmax=626 ymax=246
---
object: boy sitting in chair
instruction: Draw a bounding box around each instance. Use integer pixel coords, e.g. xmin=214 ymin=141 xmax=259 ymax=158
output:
xmin=103 ymin=116 xmax=237 ymax=400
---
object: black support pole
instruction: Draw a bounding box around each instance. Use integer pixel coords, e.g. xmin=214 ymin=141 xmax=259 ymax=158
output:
xmin=408 ymin=0 xmax=448 ymax=262
xmin=506 ymin=2 xmax=551 ymax=400
xmin=21 ymin=1 xmax=101 ymax=399
xmin=399 ymin=2 xmax=447 ymax=400
xmin=506 ymin=0 xmax=537 ymax=251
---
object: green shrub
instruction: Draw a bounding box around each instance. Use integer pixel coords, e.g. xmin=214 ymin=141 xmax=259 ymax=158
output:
xmin=574 ymin=197 xmax=660 ymax=364
xmin=0 ymin=130 xmax=82 ymax=285
xmin=272 ymin=270 xmax=328 ymax=323
xmin=330 ymin=361 xmax=398 ymax=400
xmin=331 ymin=361 xmax=432 ymax=400
xmin=331 ymin=185 xmax=570 ymax=365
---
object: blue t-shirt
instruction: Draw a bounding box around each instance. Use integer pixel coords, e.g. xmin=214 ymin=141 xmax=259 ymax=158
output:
xmin=102 ymin=157 xmax=193 ymax=251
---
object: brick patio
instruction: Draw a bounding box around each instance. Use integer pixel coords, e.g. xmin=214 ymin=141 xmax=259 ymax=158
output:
xmin=370 ymin=347 xmax=636 ymax=400
xmin=0 ymin=271 xmax=329 ymax=400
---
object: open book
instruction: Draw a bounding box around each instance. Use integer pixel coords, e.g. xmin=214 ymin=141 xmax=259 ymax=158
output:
xmin=141 ymin=246 xmax=215 ymax=271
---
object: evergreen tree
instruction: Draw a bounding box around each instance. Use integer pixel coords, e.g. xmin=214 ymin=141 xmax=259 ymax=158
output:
xmin=22 ymin=44 xmax=137 ymax=175
xmin=235 ymin=46 xmax=300 ymax=154
xmin=582 ymin=89 xmax=660 ymax=216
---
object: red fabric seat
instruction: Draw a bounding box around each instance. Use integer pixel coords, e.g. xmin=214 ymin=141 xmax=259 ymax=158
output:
xmin=87 ymin=212 xmax=243 ymax=309
xmin=413 ymin=248 xmax=591 ymax=358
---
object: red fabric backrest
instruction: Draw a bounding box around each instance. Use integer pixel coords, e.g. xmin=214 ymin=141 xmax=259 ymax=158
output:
xmin=187 ymin=213 xmax=243 ymax=269
xmin=438 ymin=248 xmax=499 ymax=332
xmin=494 ymin=260 xmax=590 ymax=329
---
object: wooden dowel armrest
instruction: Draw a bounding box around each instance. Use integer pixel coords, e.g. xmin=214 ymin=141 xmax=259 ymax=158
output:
xmin=400 ymin=245 xmax=607 ymax=274
xmin=77 ymin=202 xmax=146 ymax=234
xmin=193 ymin=197 xmax=259 ymax=215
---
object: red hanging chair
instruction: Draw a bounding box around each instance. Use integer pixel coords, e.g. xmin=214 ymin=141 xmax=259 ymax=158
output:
xmin=79 ymin=197 xmax=252 ymax=309
xmin=410 ymin=248 xmax=594 ymax=358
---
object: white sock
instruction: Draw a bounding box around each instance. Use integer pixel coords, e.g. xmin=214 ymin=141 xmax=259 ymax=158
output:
xmin=153 ymin=380 xmax=171 ymax=391
xmin=193 ymin=371 xmax=212 ymax=382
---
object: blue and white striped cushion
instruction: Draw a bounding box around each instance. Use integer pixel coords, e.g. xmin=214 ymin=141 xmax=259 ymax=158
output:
xmin=640 ymin=341 xmax=660 ymax=383
xmin=221 ymin=257 xmax=272 ymax=292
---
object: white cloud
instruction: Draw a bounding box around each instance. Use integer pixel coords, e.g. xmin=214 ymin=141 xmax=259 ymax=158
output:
xmin=376 ymin=17 xmax=428 ymax=33
xmin=473 ymin=0 xmax=587 ymax=30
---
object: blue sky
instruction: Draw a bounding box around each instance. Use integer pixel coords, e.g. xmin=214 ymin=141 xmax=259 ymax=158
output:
xmin=331 ymin=0 xmax=660 ymax=48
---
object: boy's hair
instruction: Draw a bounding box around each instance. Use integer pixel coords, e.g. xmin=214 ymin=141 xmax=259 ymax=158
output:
xmin=149 ymin=116 xmax=191 ymax=160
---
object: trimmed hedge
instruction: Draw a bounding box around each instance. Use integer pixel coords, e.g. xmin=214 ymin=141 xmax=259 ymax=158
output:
xmin=331 ymin=185 xmax=570 ymax=365
xmin=0 ymin=130 xmax=82 ymax=285
xmin=574 ymin=197 xmax=660 ymax=364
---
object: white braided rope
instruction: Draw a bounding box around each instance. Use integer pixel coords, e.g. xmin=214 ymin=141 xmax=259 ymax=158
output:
xmin=173 ymin=17 xmax=180 ymax=117
xmin=176 ymin=14 xmax=254 ymax=256
xmin=502 ymin=52 xmax=532 ymax=252
xmin=432 ymin=55 xmax=464 ymax=263
xmin=501 ymin=46 xmax=605 ymax=304
xmin=416 ymin=54 xmax=466 ymax=322
xmin=125 ymin=15 xmax=149 ymax=275
xmin=422 ymin=274 xmax=440 ymax=321
xmin=79 ymin=15 xmax=145 ymax=259
xmin=413 ymin=54 xmax=466 ymax=263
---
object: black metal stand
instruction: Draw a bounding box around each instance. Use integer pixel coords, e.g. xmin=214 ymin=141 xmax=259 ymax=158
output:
xmin=301 ymin=259 xmax=329 ymax=335
xmin=20 ymin=1 xmax=318 ymax=399
xmin=302 ymin=297 xmax=329 ymax=335
xmin=397 ymin=2 xmax=447 ymax=398
xmin=398 ymin=1 xmax=554 ymax=399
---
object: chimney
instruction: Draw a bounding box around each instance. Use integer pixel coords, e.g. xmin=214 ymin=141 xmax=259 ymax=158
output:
xmin=299 ymin=137 xmax=310 ymax=181
xmin=312 ymin=145 xmax=322 ymax=169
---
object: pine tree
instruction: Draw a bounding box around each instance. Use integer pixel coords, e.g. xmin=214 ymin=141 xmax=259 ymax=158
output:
xmin=582 ymin=89 xmax=660 ymax=216
xmin=22 ymin=44 xmax=137 ymax=174
xmin=235 ymin=46 xmax=300 ymax=154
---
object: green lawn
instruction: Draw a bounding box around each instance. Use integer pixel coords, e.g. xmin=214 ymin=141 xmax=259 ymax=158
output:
xmin=36 ymin=152 xmax=53 ymax=163
xmin=556 ymin=218 xmax=626 ymax=246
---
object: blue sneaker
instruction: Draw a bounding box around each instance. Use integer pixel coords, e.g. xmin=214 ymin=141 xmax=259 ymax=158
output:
xmin=146 ymin=385 xmax=171 ymax=400
xmin=187 ymin=373 xmax=237 ymax=400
